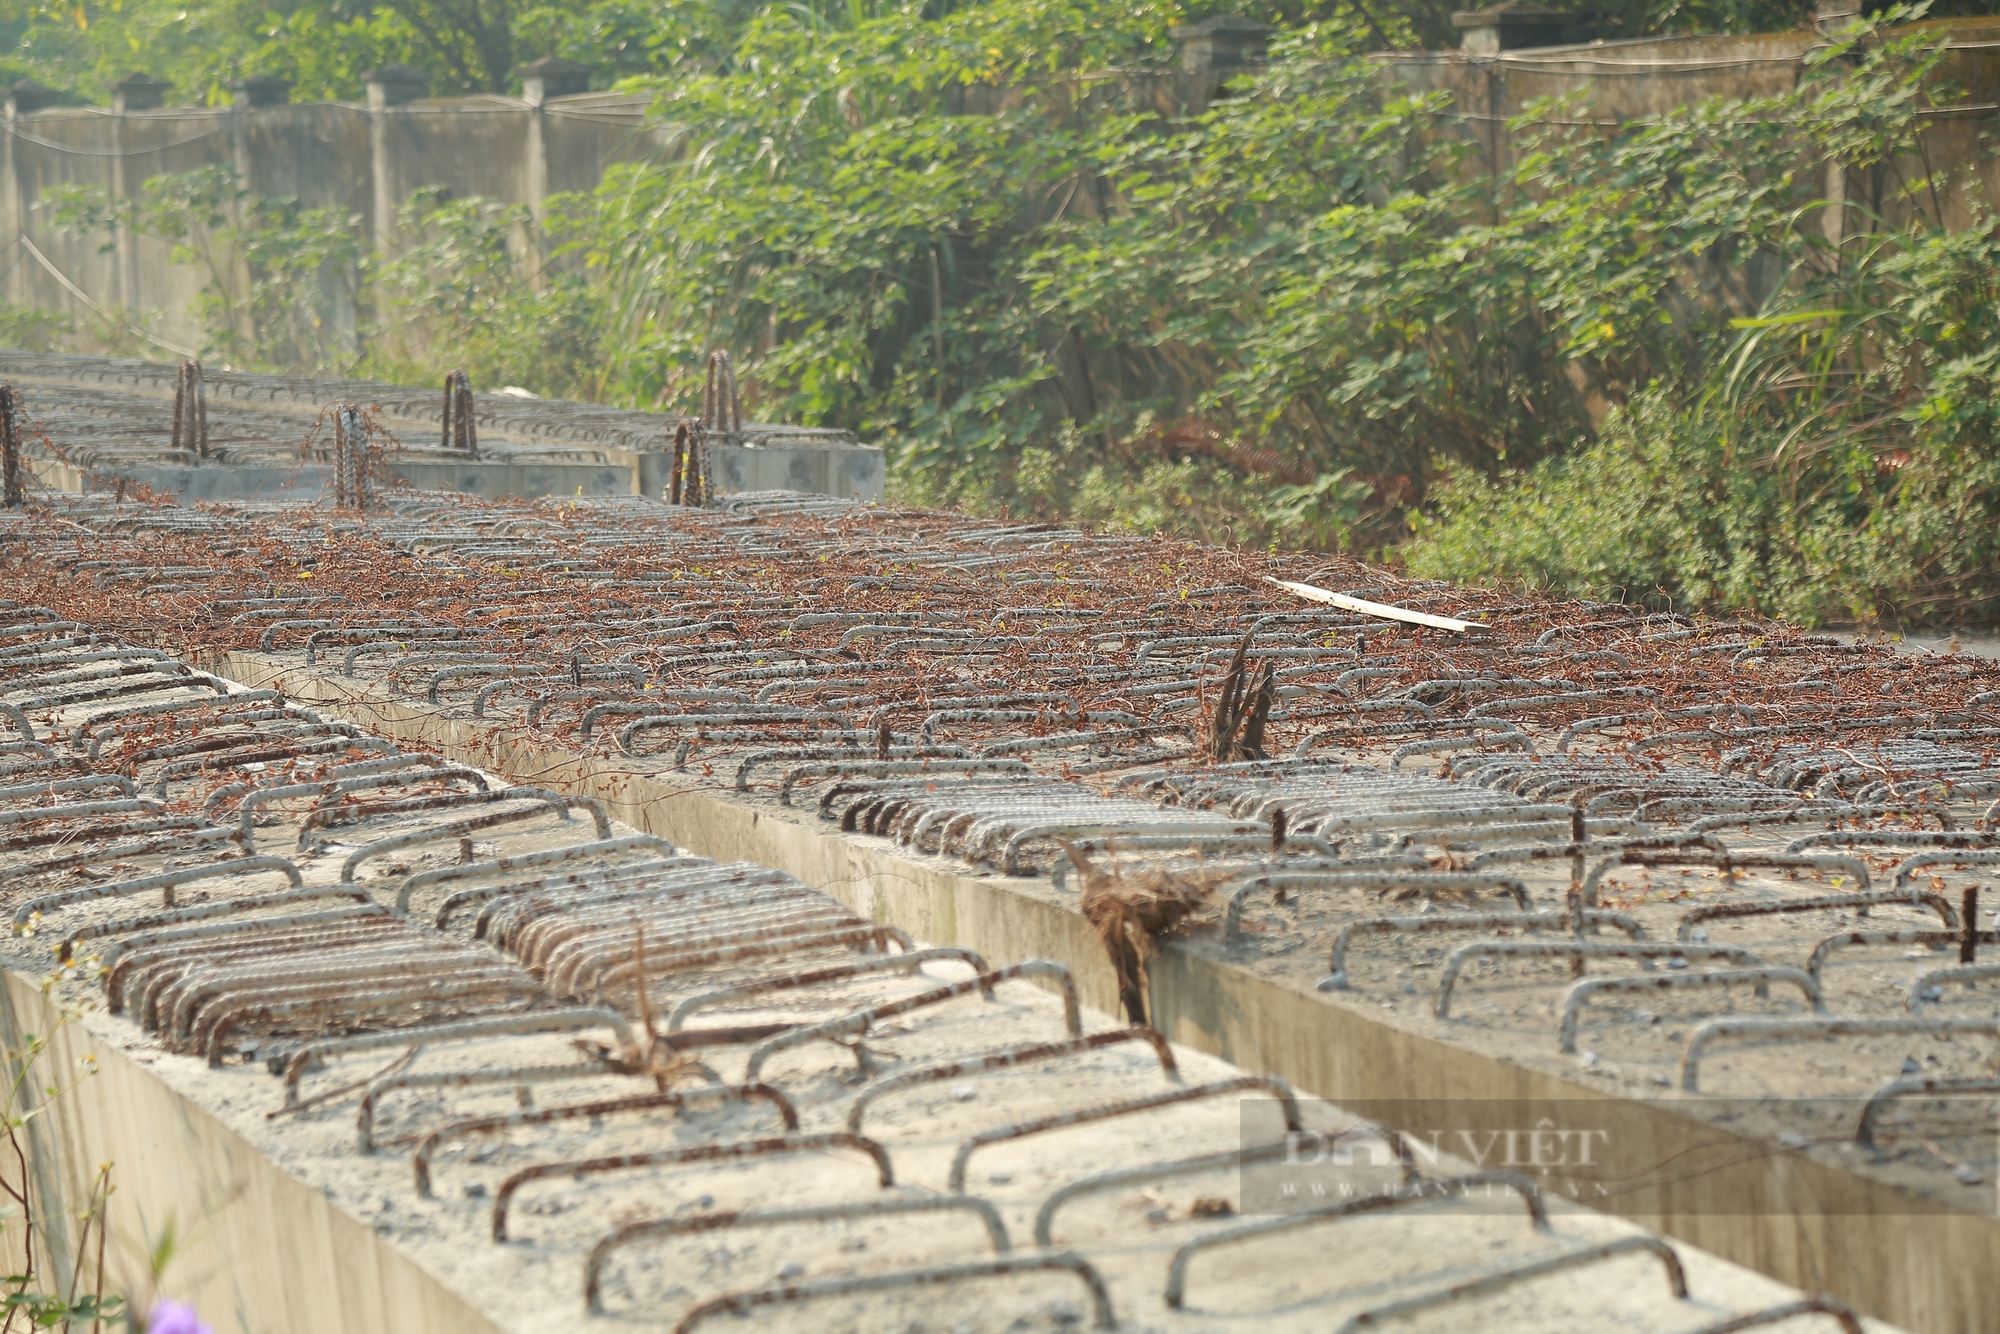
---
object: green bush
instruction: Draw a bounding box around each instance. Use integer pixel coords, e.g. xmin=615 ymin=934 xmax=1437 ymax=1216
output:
xmin=1407 ymin=393 xmax=1811 ymax=617
xmin=1410 ymin=99 xmax=2000 ymax=628
xmin=47 ymin=164 xmax=368 ymax=375
xmin=364 ymin=189 xmax=605 ymax=399
xmin=0 ymin=303 xmax=72 ymax=353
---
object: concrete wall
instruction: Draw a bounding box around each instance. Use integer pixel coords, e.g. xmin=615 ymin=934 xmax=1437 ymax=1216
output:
xmin=0 ymin=972 xmax=503 ymax=1334
xmin=1377 ymin=16 xmax=2000 ymax=235
xmin=0 ymin=92 xmax=666 ymax=354
xmin=703 ymin=440 xmax=888 ymax=500
xmin=25 ymin=454 xmax=645 ymax=503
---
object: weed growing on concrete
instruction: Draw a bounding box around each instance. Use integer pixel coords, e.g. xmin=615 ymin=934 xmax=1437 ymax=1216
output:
xmin=0 ymin=1002 xmax=123 ymax=1332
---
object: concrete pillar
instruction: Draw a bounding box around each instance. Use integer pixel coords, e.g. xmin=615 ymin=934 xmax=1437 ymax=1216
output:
xmin=519 ymin=56 xmax=591 ymax=223
xmin=517 ymin=57 xmax=589 ymax=285
xmin=109 ymin=74 xmax=168 ymax=312
xmin=4 ymin=82 xmax=63 ymax=312
xmin=4 ymin=80 xmax=64 ymax=117
xmin=519 ymin=55 xmax=591 ymax=109
xmin=367 ymin=100 xmax=392 ymax=251
xmin=2 ymin=95 xmax=17 ymax=309
xmin=1167 ymin=16 xmax=1273 ymax=105
xmin=1450 ymin=0 xmax=1584 ymax=51
xmin=1822 ymin=160 xmax=1846 ymax=246
xmin=227 ymin=75 xmax=288 ymax=194
xmin=110 ymin=73 xmax=168 ymax=113
xmin=227 ymin=75 xmax=291 ymax=109
xmin=364 ymin=65 xmax=427 ymax=249
xmin=223 ymin=77 xmax=285 ymax=348
xmin=365 ymin=64 xmax=428 ymax=109
xmin=1812 ymin=0 xmax=1861 ymax=244
xmin=521 ymin=100 xmax=547 ymax=287
xmin=1447 ymin=3 xmax=1597 ymax=212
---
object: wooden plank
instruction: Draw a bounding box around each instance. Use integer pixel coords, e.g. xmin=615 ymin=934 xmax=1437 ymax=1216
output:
xmin=1261 ymin=576 xmax=1474 ymax=633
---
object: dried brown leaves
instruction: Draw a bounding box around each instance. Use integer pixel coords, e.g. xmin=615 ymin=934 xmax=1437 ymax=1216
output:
xmin=1061 ymin=838 xmax=1222 ymax=1026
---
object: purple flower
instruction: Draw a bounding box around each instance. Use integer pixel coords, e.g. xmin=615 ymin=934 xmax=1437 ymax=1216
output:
xmin=148 ymin=1301 xmax=215 ymax=1334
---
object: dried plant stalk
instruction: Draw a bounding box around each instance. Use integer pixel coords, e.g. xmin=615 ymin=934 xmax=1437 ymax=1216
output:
xmin=1201 ymin=632 xmax=1275 ymax=762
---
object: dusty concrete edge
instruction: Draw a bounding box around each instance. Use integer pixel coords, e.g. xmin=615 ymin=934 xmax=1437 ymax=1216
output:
xmin=203 ymin=649 xmax=1996 ymax=1333
xmin=0 ymin=971 xmax=505 ymax=1334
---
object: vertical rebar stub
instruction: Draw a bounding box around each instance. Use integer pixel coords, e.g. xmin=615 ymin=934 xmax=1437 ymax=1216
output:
xmin=172 ymin=359 xmax=208 ymax=461
xmin=443 ymin=369 xmax=477 ymax=457
xmin=669 ymin=420 xmax=709 ymax=508
xmin=332 ymin=403 xmax=370 ymax=509
xmin=0 ymin=383 xmax=20 ymax=507
xmin=703 ymin=349 xmax=742 ymax=439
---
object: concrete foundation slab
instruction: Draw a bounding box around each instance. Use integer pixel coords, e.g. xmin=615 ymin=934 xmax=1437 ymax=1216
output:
xmin=193 ymin=646 xmax=2000 ymax=1334
xmin=30 ymin=456 xmax=639 ymax=501
xmin=2 ymin=351 xmax=885 ymax=504
xmin=0 ymin=973 xmax=506 ymax=1334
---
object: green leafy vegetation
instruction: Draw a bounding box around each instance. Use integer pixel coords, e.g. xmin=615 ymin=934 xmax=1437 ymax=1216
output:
xmin=367 ymin=189 xmax=601 ymax=397
xmin=0 ymin=0 xmax=1860 ymax=112
xmin=1406 ymin=17 xmax=2000 ymax=625
xmin=0 ymin=1007 xmax=125 ymax=1333
xmin=47 ymin=164 xmax=367 ymax=373
xmin=0 ymin=304 xmax=68 ymax=354
xmin=1408 ymin=205 xmax=2000 ymax=625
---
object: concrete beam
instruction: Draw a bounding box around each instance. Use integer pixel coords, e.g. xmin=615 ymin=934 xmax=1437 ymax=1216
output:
xmin=29 ymin=449 xmax=887 ymax=505
xmin=198 ymin=647 xmax=1996 ymax=1334
xmin=0 ymin=972 xmax=502 ymax=1334
xmin=28 ymin=456 xmax=639 ymax=501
